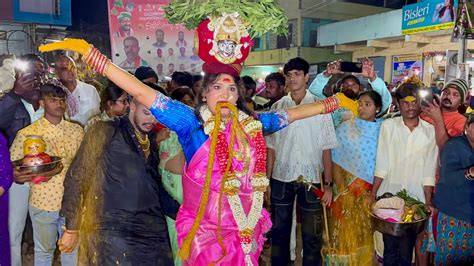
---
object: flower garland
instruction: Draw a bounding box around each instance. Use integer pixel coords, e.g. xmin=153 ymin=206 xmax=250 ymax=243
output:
xmin=201 ymin=104 xmax=268 ymax=265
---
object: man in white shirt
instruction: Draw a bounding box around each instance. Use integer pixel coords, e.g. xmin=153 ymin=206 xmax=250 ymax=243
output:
xmin=371 ymin=82 xmax=438 ymax=266
xmin=55 ymin=55 xmax=100 ymax=126
xmin=266 ymin=57 xmax=337 ymax=266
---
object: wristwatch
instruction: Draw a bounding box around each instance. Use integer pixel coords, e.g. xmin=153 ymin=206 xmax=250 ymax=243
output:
xmin=323 ymin=181 xmax=334 ymax=187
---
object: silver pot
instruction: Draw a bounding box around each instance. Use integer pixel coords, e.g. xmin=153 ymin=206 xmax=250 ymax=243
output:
xmin=370 ymin=212 xmax=428 ymax=237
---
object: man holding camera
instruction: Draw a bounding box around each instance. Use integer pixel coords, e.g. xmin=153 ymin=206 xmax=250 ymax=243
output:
xmin=0 ymin=55 xmax=45 ymax=146
xmin=0 ymin=54 xmax=46 ymax=266
xmin=308 ymin=59 xmax=392 ymax=127
xmin=422 ymin=78 xmax=468 ymax=148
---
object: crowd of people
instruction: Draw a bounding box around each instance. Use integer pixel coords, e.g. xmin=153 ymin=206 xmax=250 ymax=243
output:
xmin=0 ymin=35 xmax=472 ymax=266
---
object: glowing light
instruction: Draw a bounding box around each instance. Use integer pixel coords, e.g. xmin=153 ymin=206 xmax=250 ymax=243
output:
xmin=14 ymin=60 xmax=29 ymax=72
xmin=419 ymin=89 xmax=428 ymax=98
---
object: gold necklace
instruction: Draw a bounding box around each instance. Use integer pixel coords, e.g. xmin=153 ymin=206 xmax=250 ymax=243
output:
xmin=134 ymin=129 xmax=149 ymax=144
xmin=134 ymin=129 xmax=150 ymax=152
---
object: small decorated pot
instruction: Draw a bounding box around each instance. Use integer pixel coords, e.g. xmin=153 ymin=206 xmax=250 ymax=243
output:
xmin=22 ymin=135 xmax=52 ymax=166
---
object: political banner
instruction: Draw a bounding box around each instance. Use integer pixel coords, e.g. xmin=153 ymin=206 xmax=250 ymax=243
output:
xmin=107 ymin=0 xmax=203 ymax=79
xmin=402 ymin=0 xmax=457 ymax=35
xmin=392 ymin=54 xmax=424 ymax=84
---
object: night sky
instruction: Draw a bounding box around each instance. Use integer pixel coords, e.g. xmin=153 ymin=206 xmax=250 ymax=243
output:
xmin=70 ymin=0 xmax=112 ymax=55
xmin=71 ymin=0 xmax=110 ymax=34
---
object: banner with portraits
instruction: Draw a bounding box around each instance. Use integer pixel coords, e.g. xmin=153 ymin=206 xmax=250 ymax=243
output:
xmin=107 ymin=0 xmax=203 ymax=79
xmin=392 ymin=54 xmax=424 ymax=84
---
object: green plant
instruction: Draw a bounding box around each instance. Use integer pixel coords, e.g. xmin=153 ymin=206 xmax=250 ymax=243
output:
xmin=396 ymin=189 xmax=429 ymax=220
xmin=164 ymin=0 xmax=288 ymax=38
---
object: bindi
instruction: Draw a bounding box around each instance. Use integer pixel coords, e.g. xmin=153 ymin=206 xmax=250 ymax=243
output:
xmin=221 ymin=77 xmax=232 ymax=83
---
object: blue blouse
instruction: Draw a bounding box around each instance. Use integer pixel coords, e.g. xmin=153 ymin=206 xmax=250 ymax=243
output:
xmin=149 ymin=93 xmax=289 ymax=163
xmin=433 ymin=135 xmax=474 ymax=224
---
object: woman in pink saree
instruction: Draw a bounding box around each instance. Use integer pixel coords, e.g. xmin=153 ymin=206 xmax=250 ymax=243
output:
xmin=39 ymin=38 xmax=353 ymax=266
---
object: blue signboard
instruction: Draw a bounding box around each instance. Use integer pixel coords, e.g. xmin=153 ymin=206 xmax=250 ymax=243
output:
xmin=402 ymin=0 xmax=457 ymax=34
xmin=13 ymin=0 xmax=71 ymax=26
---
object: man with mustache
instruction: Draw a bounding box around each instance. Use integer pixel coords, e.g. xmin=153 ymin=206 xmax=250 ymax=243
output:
xmin=422 ymin=78 xmax=468 ymax=148
xmin=119 ymin=36 xmax=149 ymax=73
xmin=417 ymin=80 xmax=468 ymax=265
xmin=371 ymin=80 xmax=438 ymax=266
xmin=114 ymin=12 xmax=133 ymax=38
xmin=58 ymin=97 xmax=176 ymax=265
xmin=308 ymin=59 xmax=392 ymax=127
xmin=55 ymin=55 xmax=100 ymax=127
xmin=9 ymin=81 xmax=83 ymax=265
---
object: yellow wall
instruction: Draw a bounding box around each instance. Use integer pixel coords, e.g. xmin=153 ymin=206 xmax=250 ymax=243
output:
xmin=300 ymin=47 xmax=352 ymax=64
xmin=244 ymin=47 xmax=352 ymax=66
xmin=351 ymin=34 xmax=466 ymax=84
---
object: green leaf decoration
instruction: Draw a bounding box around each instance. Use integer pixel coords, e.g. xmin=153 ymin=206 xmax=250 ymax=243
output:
xmin=114 ymin=0 xmax=123 ymax=8
xmin=163 ymin=0 xmax=289 ymax=38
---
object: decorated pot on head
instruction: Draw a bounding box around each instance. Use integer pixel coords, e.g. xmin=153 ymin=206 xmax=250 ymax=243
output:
xmin=195 ymin=13 xmax=252 ymax=75
xmin=22 ymin=135 xmax=52 ymax=166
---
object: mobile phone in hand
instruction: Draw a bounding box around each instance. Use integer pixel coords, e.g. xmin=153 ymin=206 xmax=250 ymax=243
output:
xmin=420 ymin=90 xmax=434 ymax=107
xmin=340 ymin=62 xmax=363 ymax=73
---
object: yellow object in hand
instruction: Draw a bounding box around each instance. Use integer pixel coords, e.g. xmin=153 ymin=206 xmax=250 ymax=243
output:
xmin=38 ymin=38 xmax=92 ymax=55
xmin=334 ymin=92 xmax=359 ymax=117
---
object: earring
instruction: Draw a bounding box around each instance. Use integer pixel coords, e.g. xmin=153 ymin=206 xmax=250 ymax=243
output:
xmin=376 ymin=109 xmax=380 ymax=113
xmin=202 ymin=96 xmax=206 ymax=102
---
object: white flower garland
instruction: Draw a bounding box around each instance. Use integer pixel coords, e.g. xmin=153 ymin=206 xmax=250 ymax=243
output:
xmin=199 ymin=105 xmax=268 ymax=266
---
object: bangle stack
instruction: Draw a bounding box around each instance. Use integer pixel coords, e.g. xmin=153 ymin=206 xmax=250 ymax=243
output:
xmin=82 ymin=47 xmax=110 ymax=76
xmin=321 ymin=96 xmax=339 ymax=113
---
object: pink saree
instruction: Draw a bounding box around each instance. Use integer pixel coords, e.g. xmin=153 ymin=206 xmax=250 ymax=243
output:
xmin=175 ymin=126 xmax=271 ymax=265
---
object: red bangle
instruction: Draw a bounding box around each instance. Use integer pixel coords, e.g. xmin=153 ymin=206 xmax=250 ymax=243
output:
xmin=321 ymin=97 xmax=338 ymax=113
xmin=82 ymin=47 xmax=110 ymax=76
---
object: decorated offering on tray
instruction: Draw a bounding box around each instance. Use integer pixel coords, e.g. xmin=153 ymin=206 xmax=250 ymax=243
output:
xmin=22 ymin=135 xmax=52 ymax=166
xmin=11 ymin=135 xmax=62 ymax=184
xmin=370 ymin=189 xmax=430 ymax=237
xmin=372 ymin=196 xmax=405 ymax=222
xmin=371 ymin=190 xmax=429 ymax=223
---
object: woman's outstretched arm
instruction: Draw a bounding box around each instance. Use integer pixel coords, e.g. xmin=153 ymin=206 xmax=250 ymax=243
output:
xmin=102 ymin=63 xmax=157 ymax=108
xmin=286 ymin=93 xmax=354 ymax=123
xmin=39 ymin=39 xmax=157 ymax=108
